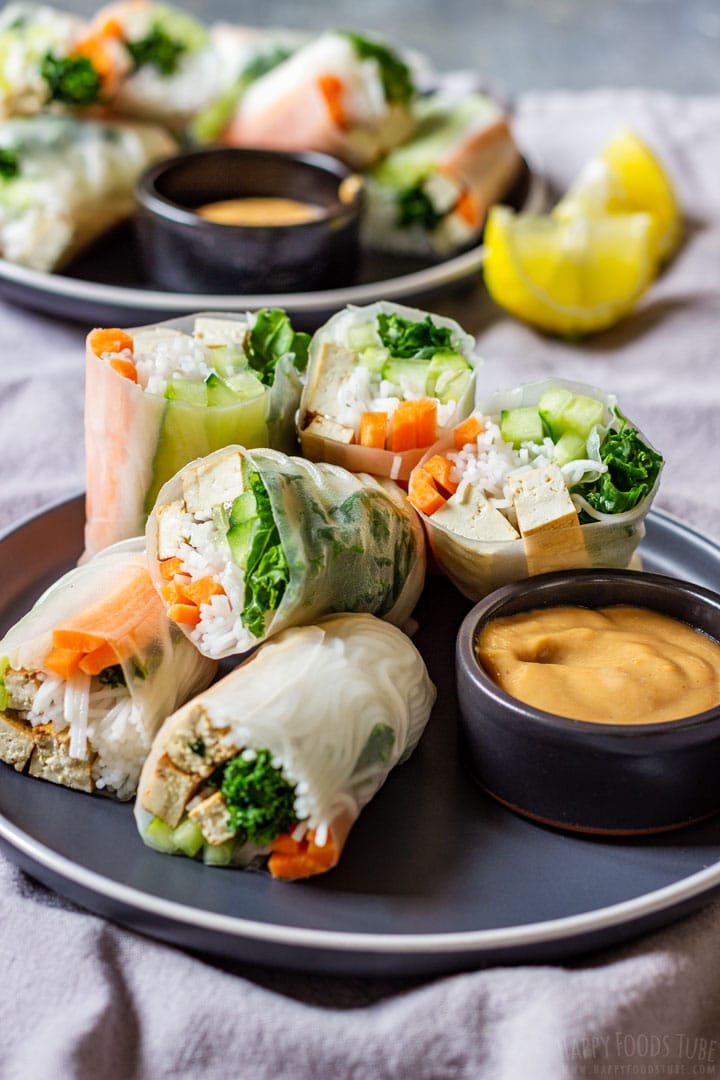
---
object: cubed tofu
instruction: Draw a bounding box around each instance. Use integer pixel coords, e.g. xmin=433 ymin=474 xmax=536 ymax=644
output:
xmin=188 ymin=790 xmax=236 ymax=846
xmin=0 ymin=713 xmax=35 ymax=771
xmin=432 ymin=486 xmax=519 ymax=542
xmin=302 ymin=415 xmax=355 ymax=444
xmin=303 ymin=342 xmax=357 ymax=420
xmin=507 ymin=465 xmax=580 ymax=537
xmin=165 ymin=703 xmax=235 ymax=777
xmin=181 ymin=452 xmax=244 ymax=516
xmin=193 ymin=316 xmax=249 ymax=348
xmin=141 ymin=753 xmax=201 ymax=828
xmin=423 ymin=171 xmax=461 ymax=214
xmin=156 ymin=500 xmax=187 ymax=560
xmin=4 ymin=669 xmax=40 ymax=712
xmin=28 ymin=726 xmax=94 ymax=793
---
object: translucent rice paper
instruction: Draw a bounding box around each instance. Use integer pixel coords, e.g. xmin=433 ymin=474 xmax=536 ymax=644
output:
xmin=414 ymin=378 xmax=663 ymax=601
xmin=146 ymin=446 xmax=426 ymax=659
xmin=83 ymin=313 xmax=304 ymax=558
xmin=297 ymin=301 xmax=481 ymax=482
xmin=0 ymin=539 xmax=217 ymax=798
xmin=135 ymin=613 xmax=437 ymax=877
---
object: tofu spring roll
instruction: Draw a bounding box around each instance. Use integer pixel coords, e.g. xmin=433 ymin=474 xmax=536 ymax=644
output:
xmin=220 ymin=30 xmax=417 ymax=169
xmin=363 ymin=92 xmax=523 ymax=258
xmin=84 ymin=311 xmax=309 ymax=558
xmin=297 ymin=301 xmax=481 ymax=482
xmin=146 ymin=445 xmax=426 ymax=659
xmin=135 ymin=613 xmax=436 ymax=879
xmin=0 ymin=113 xmax=175 ymax=271
xmin=408 ymin=378 xmax=664 ymax=599
xmin=0 ymin=541 xmax=217 ymax=799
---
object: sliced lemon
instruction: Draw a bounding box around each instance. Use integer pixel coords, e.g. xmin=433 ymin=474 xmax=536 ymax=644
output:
xmin=553 ymin=128 xmax=681 ymax=262
xmin=483 ymin=205 xmax=655 ymax=337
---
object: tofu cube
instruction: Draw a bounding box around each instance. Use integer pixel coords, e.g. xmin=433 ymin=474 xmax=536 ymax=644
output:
xmin=303 ymin=415 xmax=355 ymax=444
xmin=303 ymin=342 xmax=357 ymax=420
xmin=156 ymin=500 xmax=187 ymax=560
xmin=28 ymin=726 xmax=94 ymax=792
xmin=141 ymin=754 xmax=201 ymax=828
xmin=181 ymin=452 xmax=244 ymax=515
xmin=432 ymin=486 xmax=519 ymax=543
xmin=507 ymin=464 xmax=589 ymax=574
xmin=0 ymin=714 xmax=35 ymax=771
xmin=188 ymin=790 xmax=236 ymax=846
xmin=193 ymin=317 xmax=249 ymax=348
xmin=4 ymin=670 xmax=40 ymax=712
xmin=165 ymin=703 xmax=234 ymax=777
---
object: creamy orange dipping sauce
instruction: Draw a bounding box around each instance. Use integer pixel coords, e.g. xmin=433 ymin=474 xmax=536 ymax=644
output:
xmin=477 ymin=605 xmax=720 ymax=724
xmin=196 ymin=197 xmax=324 ymax=226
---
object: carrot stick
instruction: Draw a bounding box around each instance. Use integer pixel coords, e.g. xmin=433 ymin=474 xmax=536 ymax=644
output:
xmin=167 ymin=603 xmax=201 ymax=627
xmin=317 ymin=74 xmax=347 ymax=128
xmin=423 ymin=454 xmax=458 ymax=496
xmin=455 ymin=190 xmax=481 ymax=227
xmin=268 ymin=829 xmax=339 ymax=879
xmin=359 ymin=411 xmax=388 ymax=449
xmin=414 ymin=398 xmax=438 ymax=448
xmin=453 ymin=414 xmax=484 ymax=450
xmin=89 ymin=328 xmax=134 ymax=357
xmin=44 ymin=645 xmax=83 ymax=680
xmin=181 ymin=576 xmax=225 ymax=607
xmin=80 ymin=641 xmax=120 ymax=676
xmin=389 ymin=400 xmax=418 ymax=452
xmin=159 ymin=557 xmax=185 ymax=581
xmin=109 ymin=357 xmax=138 ymax=383
xmin=408 ymin=467 xmax=446 ymax=516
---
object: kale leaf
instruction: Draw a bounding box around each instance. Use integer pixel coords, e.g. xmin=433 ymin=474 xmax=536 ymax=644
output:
xmin=343 ymin=32 xmax=414 ymax=104
xmin=241 ymin=471 xmax=290 ymax=639
xmin=578 ymin=419 xmax=663 ymax=515
xmin=41 ymin=53 xmax=102 ymax=106
xmin=247 ymin=308 xmax=310 ymax=385
xmin=220 ymin=748 xmax=297 ymax=844
xmin=376 ymin=312 xmax=454 ymax=359
xmin=126 ymin=24 xmax=187 ymax=75
xmin=0 ymin=149 xmax=19 ymax=181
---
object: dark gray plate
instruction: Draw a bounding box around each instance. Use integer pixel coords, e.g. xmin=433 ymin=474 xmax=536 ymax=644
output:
xmin=0 ymin=158 xmax=544 ymax=330
xmin=1 ymin=495 xmax=720 ymax=978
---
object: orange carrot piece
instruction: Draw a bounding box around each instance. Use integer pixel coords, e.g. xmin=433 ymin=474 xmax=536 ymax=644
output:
xmin=455 ymin=190 xmax=481 ymax=227
xmin=268 ymin=829 xmax=339 ymax=879
xmin=408 ymin=468 xmax=446 ymax=516
xmin=159 ymin=557 xmax=184 ymax=581
xmin=89 ymin=328 xmax=134 ymax=357
xmin=167 ymin=603 xmax=201 ymax=627
xmin=390 ymin=400 xmax=419 ymax=452
xmin=423 ymin=454 xmax=458 ymax=496
xmin=317 ymin=74 xmax=347 ymax=128
xmin=359 ymin=411 xmax=388 ymax=449
xmin=181 ymin=576 xmax=225 ymax=607
xmin=97 ymin=16 xmax=124 ymax=39
xmin=453 ymin=414 xmax=484 ymax=450
xmin=51 ymin=627 xmax=106 ymax=654
xmin=414 ymin=398 xmax=438 ymax=448
xmin=73 ymin=37 xmax=116 ymax=89
xmin=161 ymin=580 xmax=182 ymax=605
xmin=109 ymin=357 xmax=138 ymax=383
xmin=44 ymin=645 xmax=83 ymax=680
xmin=79 ymin=641 xmax=119 ymax=676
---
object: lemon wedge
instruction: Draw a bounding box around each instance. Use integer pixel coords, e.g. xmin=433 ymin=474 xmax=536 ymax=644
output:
xmin=553 ymin=129 xmax=681 ymax=262
xmin=482 ymin=205 xmax=656 ymax=337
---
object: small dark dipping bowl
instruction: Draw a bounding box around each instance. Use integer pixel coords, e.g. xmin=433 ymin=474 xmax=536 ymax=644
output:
xmin=456 ymin=569 xmax=720 ymax=835
xmin=135 ymin=147 xmax=364 ymax=294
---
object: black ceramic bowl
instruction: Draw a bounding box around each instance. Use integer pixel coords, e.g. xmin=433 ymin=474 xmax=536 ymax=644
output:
xmin=456 ymin=569 xmax=720 ymax=835
xmin=135 ymin=147 xmax=364 ymax=294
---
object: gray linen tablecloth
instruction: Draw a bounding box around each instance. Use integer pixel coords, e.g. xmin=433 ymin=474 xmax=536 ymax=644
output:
xmin=1 ymin=89 xmax=719 ymax=1079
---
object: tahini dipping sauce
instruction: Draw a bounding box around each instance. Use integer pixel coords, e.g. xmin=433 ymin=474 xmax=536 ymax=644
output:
xmin=196 ymin=197 xmax=324 ymax=226
xmin=477 ymin=605 xmax=720 ymax=724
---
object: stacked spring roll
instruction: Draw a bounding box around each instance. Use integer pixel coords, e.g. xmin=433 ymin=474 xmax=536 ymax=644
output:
xmin=408 ymin=378 xmax=664 ymax=599
xmin=84 ymin=311 xmax=310 ymax=558
xmin=146 ymin=445 xmax=426 ymax=659
xmin=0 ymin=112 xmax=175 ymax=271
xmin=220 ymin=30 xmax=418 ymax=169
xmin=297 ymin=301 xmax=481 ymax=482
xmin=0 ymin=541 xmax=217 ymax=799
xmin=363 ymin=92 xmax=522 ymax=258
xmin=135 ymin=612 xmax=436 ymax=879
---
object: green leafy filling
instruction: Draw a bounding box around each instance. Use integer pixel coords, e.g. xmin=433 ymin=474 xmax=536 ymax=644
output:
xmin=126 ymin=24 xmax=187 ymax=75
xmin=343 ymin=32 xmax=414 ymax=104
xmin=240 ymin=44 xmax=294 ymax=86
xmin=247 ymin=308 xmax=310 ymax=386
xmin=0 ymin=149 xmax=19 ymax=181
xmin=376 ymin=312 xmax=454 ymax=359
xmin=241 ymin=471 xmax=290 ymax=638
xmin=97 ymin=664 xmax=126 ymax=689
xmin=41 ymin=53 xmax=101 ymax=106
xmin=396 ymin=184 xmax=442 ymax=230
xmin=353 ymin=723 xmax=395 ymax=772
xmin=578 ymin=417 xmax=663 ymax=516
xmin=220 ymin=748 xmax=298 ymax=844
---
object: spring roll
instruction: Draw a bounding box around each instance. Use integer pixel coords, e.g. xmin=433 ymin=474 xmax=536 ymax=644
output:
xmin=135 ymin=612 xmax=436 ymax=879
xmin=0 ymin=540 xmax=217 ymax=799
xmin=0 ymin=112 xmax=175 ymax=271
xmin=220 ymin=30 xmax=417 ymax=169
xmin=297 ymin=301 xmax=481 ymax=482
xmin=146 ymin=445 xmax=426 ymax=659
xmin=408 ymin=378 xmax=664 ymax=599
xmin=363 ymin=92 xmax=522 ymax=258
xmin=83 ymin=311 xmax=309 ymax=558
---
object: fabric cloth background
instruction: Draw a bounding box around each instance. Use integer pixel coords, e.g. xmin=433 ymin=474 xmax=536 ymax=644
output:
xmin=0 ymin=89 xmax=719 ymax=1079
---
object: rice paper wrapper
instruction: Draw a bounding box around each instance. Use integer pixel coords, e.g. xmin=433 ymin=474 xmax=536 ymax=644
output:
xmin=83 ymin=313 xmax=303 ymax=557
xmin=414 ymin=378 xmax=663 ymax=601
xmin=297 ymin=301 xmax=481 ymax=482
xmin=135 ymin=613 xmax=437 ymax=878
xmin=0 ymin=539 xmax=217 ymax=799
xmin=146 ymin=446 xmax=426 ymax=659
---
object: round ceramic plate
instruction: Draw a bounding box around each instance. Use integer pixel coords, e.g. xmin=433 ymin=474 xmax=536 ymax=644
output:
xmin=0 ymin=157 xmax=545 ymax=329
xmin=1 ymin=496 xmax=720 ymax=978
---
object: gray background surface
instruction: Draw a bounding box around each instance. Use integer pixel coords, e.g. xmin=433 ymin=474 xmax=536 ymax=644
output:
xmin=58 ymin=0 xmax=720 ymax=94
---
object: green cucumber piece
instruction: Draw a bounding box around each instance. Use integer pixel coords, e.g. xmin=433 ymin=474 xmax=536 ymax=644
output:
xmin=427 ymin=352 xmax=473 ymax=402
xmin=172 ymin=819 xmax=204 ymax=858
xmin=208 ymin=346 xmax=246 ymax=378
xmin=229 ymin=491 xmax=257 ymax=526
xmin=202 ymin=838 xmax=237 ymax=866
xmin=500 ymin=406 xmax=545 ymax=447
xmin=146 ymin=816 xmax=178 ymax=854
xmin=165 ymin=378 xmax=207 ymax=406
xmin=226 ymin=370 xmax=265 ymax=399
xmin=537 ymin=386 xmax=574 ymax=439
xmin=227 ymin=520 xmax=255 ymax=566
xmin=205 ymin=372 xmax=240 ymax=406
xmin=381 ymin=358 xmax=429 ymax=397
xmin=347 ymin=322 xmax=378 ymax=351
xmin=560 ymin=394 xmax=606 ymax=439
xmin=359 ymin=345 xmax=390 ymax=373
xmin=553 ymin=431 xmax=588 ymax=466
